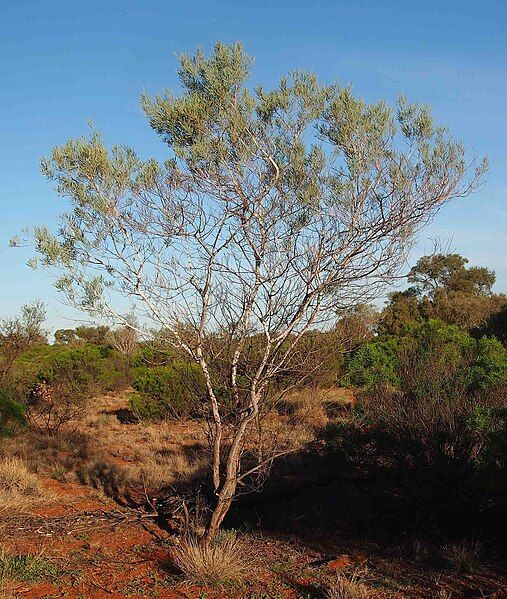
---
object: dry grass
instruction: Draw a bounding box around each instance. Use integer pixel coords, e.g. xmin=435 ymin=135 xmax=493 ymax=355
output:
xmin=440 ymin=539 xmax=482 ymax=574
xmin=77 ymin=414 xmax=207 ymax=494
xmin=0 ymin=579 xmax=15 ymax=599
xmin=3 ymin=393 xmax=208 ymax=500
xmin=326 ymin=568 xmax=370 ymax=599
xmin=172 ymin=534 xmax=247 ymax=585
xmin=0 ymin=458 xmax=53 ymax=514
xmin=282 ymin=386 xmax=355 ymax=430
xmin=293 ymin=397 xmax=329 ymax=429
xmin=282 ymin=388 xmax=329 ymax=430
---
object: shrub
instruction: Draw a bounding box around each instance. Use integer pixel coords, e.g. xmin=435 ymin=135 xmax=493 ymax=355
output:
xmin=130 ymin=362 xmax=206 ymax=420
xmin=340 ymin=337 xmax=400 ymax=388
xmin=26 ymin=381 xmax=84 ymax=433
xmin=0 ymin=391 xmax=26 ymax=438
xmin=173 ymin=535 xmax=247 ymax=585
xmin=25 ymin=345 xmax=131 ymax=431
xmin=341 ymin=320 xmax=507 ymax=393
xmin=131 ymin=345 xmax=176 ymax=368
xmin=322 ymin=334 xmax=507 ymax=539
xmin=38 ymin=345 xmax=109 ymax=398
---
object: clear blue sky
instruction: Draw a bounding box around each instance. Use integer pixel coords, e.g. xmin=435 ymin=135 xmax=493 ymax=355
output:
xmin=1 ymin=0 xmax=506 ymax=331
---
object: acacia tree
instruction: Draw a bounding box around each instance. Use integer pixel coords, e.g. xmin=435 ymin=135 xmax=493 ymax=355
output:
xmin=19 ymin=43 xmax=486 ymax=542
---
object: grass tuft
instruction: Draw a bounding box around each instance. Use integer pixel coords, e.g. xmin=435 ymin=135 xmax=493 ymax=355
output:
xmin=172 ymin=534 xmax=247 ymax=586
xmin=326 ymin=568 xmax=370 ymax=599
xmin=440 ymin=539 xmax=482 ymax=574
xmin=0 ymin=458 xmax=53 ymax=513
xmin=0 ymin=551 xmax=58 ymax=583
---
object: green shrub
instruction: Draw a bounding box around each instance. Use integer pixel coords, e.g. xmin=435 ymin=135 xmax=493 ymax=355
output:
xmin=130 ymin=361 xmax=206 ymax=420
xmin=340 ymin=337 xmax=400 ymax=388
xmin=131 ymin=345 xmax=176 ymax=368
xmin=23 ymin=345 xmax=130 ymax=432
xmin=37 ymin=344 xmax=131 ymax=396
xmin=6 ymin=342 xmax=64 ymax=401
xmin=341 ymin=320 xmax=507 ymax=393
xmin=470 ymin=337 xmax=507 ymax=389
xmin=323 ymin=320 xmax=507 ymax=541
xmin=0 ymin=390 xmax=26 ymax=437
xmin=38 ymin=345 xmax=106 ymax=397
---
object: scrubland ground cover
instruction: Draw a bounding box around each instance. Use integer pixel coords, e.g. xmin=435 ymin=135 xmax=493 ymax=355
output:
xmin=1 ymin=263 xmax=507 ymax=597
xmin=1 ymin=314 xmax=506 ymax=597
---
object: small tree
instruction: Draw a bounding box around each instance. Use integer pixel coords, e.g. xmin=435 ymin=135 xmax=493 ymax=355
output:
xmin=112 ymin=323 xmax=139 ymax=357
xmin=19 ymin=43 xmax=485 ymax=543
xmin=0 ymin=302 xmax=46 ymax=385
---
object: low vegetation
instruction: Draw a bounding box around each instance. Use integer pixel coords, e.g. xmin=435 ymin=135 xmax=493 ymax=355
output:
xmin=440 ymin=539 xmax=483 ymax=574
xmin=1 ymin=248 xmax=507 ymax=596
xmin=0 ymin=552 xmax=58 ymax=584
xmin=0 ymin=457 xmax=52 ymax=514
xmin=172 ymin=534 xmax=247 ymax=586
xmin=326 ymin=569 xmax=370 ymax=599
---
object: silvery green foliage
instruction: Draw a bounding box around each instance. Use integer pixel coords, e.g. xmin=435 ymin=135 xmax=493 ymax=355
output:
xmin=27 ymin=43 xmax=485 ymax=337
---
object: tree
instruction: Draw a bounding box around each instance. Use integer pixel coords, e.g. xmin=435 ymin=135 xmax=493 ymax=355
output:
xmin=409 ymin=253 xmax=496 ymax=296
xmin=74 ymin=325 xmax=110 ymax=345
xmin=379 ymin=288 xmax=422 ymax=335
xmin=483 ymin=303 xmax=507 ymax=344
xmin=0 ymin=302 xmax=46 ymax=385
xmin=20 ymin=43 xmax=485 ymax=543
xmin=380 ymin=253 xmax=507 ymax=333
xmin=334 ymin=304 xmax=379 ymax=350
xmin=112 ymin=325 xmax=139 ymax=356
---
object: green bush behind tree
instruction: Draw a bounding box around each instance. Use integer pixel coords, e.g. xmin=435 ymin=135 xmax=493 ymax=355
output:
xmin=130 ymin=362 xmax=206 ymax=420
xmin=0 ymin=389 xmax=26 ymax=437
xmin=341 ymin=320 xmax=507 ymax=392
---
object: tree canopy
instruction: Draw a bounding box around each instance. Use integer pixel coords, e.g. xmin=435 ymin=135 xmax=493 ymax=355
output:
xmin=380 ymin=253 xmax=507 ymax=334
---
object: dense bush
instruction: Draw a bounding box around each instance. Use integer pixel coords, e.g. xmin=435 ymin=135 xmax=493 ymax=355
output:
xmin=130 ymin=345 xmax=176 ymax=368
xmin=22 ymin=345 xmax=130 ymax=432
xmin=323 ymin=331 xmax=507 ymax=539
xmin=341 ymin=320 xmax=507 ymax=392
xmin=340 ymin=337 xmax=400 ymax=388
xmin=0 ymin=390 xmax=26 ymax=437
xmin=130 ymin=361 xmax=206 ymax=420
xmin=38 ymin=345 xmax=109 ymax=396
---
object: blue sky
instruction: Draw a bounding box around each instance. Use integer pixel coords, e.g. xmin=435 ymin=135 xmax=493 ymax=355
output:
xmin=1 ymin=0 xmax=506 ymax=331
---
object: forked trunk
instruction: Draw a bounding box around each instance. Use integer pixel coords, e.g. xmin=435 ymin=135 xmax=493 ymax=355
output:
xmin=201 ymin=478 xmax=237 ymax=545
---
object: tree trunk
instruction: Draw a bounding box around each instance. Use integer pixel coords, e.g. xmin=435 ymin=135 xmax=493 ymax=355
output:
xmin=201 ymin=390 xmax=260 ymax=546
xmin=202 ymin=478 xmax=237 ymax=545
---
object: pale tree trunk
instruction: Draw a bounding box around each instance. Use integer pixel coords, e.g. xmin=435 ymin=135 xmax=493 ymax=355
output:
xmin=203 ymin=479 xmax=238 ymax=545
xmin=202 ymin=390 xmax=261 ymax=545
